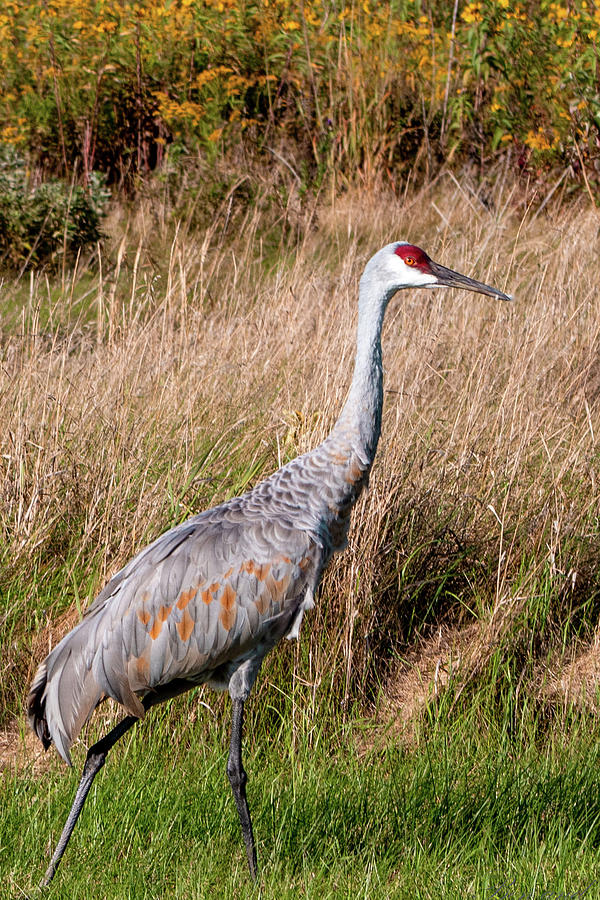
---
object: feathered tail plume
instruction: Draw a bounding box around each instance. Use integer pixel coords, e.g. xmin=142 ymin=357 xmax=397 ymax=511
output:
xmin=28 ymin=605 xmax=147 ymax=766
xmin=27 ymin=618 xmax=126 ymax=766
xmin=28 ymin=661 xmax=52 ymax=751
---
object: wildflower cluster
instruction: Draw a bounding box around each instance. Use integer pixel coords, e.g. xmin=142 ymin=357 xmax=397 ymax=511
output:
xmin=0 ymin=0 xmax=598 ymax=186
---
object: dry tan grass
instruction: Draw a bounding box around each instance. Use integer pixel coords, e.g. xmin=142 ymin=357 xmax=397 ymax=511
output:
xmin=2 ymin=174 xmax=600 ymax=741
xmin=539 ymin=628 xmax=600 ymax=715
xmin=0 ymin=724 xmax=58 ymax=775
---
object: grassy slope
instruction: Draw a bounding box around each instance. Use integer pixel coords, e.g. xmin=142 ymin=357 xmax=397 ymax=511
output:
xmin=2 ymin=177 xmax=600 ymax=896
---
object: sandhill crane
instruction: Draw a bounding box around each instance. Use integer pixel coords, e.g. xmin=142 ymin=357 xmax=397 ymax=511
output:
xmin=28 ymin=242 xmax=511 ymax=886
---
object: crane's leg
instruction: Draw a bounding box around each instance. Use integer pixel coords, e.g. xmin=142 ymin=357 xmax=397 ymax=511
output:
xmin=41 ymin=714 xmax=139 ymax=887
xmin=226 ymin=698 xmax=257 ymax=880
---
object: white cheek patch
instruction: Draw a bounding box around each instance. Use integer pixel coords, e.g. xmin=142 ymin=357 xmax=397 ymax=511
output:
xmin=410 ymin=268 xmax=437 ymax=287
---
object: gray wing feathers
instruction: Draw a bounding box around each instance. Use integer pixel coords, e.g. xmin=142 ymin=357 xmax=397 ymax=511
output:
xmin=28 ymin=488 xmax=322 ymax=764
xmin=32 ymin=626 xmax=105 ymax=766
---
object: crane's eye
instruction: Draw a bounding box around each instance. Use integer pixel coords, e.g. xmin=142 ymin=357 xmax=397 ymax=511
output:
xmin=404 ymin=256 xmax=416 ymax=266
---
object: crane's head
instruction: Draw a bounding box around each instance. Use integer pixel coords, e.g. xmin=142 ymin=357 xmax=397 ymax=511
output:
xmin=362 ymin=242 xmax=512 ymax=302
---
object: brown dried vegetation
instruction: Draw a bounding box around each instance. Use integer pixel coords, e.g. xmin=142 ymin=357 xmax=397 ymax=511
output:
xmin=2 ymin=174 xmax=600 ymax=759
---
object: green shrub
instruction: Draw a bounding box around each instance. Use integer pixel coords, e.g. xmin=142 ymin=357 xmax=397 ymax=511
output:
xmin=0 ymin=145 xmax=110 ymax=270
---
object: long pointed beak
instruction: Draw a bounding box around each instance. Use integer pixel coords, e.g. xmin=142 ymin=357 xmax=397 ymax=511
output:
xmin=429 ymin=260 xmax=512 ymax=301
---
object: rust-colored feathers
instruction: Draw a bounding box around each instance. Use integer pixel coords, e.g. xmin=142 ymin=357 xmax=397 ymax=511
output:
xmin=27 ymin=490 xmax=324 ymax=764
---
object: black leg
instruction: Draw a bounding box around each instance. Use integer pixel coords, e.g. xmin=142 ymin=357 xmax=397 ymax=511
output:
xmin=226 ymin=699 xmax=257 ymax=880
xmin=41 ymin=714 xmax=139 ymax=887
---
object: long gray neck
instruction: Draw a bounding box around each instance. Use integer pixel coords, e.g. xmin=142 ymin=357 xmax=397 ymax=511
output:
xmin=257 ymin=263 xmax=396 ymax=550
xmin=328 ymin=275 xmax=395 ymax=468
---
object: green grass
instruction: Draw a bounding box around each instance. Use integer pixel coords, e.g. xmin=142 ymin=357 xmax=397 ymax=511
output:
xmin=2 ymin=687 xmax=600 ymax=899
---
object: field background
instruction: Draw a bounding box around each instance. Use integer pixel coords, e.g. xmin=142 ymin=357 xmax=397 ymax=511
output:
xmin=2 ymin=2 xmax=600 ymax=898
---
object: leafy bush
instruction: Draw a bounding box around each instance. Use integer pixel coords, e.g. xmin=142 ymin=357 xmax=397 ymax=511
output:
xmin=0 ymin=146 xmax=110 ymax=269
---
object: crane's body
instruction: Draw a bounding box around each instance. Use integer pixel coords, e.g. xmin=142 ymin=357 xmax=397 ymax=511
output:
xmin=29 ymin=419 xmax=370 ymax=764
xmin=28 ymin=242 xmax=511 ymax=886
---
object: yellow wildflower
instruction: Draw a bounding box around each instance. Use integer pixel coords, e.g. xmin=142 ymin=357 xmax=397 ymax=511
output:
xmin=462 ymin=2 xmax=482 ymax=24
xmin=524 ymin=127 xmax=559 ymax=151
